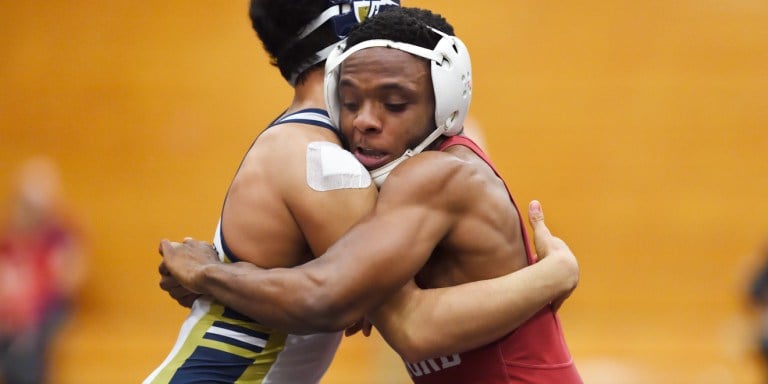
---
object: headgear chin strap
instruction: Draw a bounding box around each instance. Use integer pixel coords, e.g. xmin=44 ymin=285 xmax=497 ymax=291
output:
xmin=324 ymin=28 xmax=473 ymax=187
xmin=368 ymin=128 xmax=446 ymax=187
xmin=288 ymin=0 xmax=401 ymax=85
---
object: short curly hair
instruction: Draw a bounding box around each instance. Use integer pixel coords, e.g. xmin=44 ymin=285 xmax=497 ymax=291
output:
xmin=345 ymin=7 xmax=455 ymax=51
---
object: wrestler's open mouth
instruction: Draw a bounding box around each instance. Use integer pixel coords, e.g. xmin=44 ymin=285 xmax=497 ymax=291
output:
xmin=354 ymin=147 xmax=390 ymax=169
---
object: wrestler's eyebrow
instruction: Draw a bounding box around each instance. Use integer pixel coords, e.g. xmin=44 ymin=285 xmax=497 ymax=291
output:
xmin=338 ymin=79 xmax=417 ymax=94
xmin=377 ymin=82 xmax=417 ymax=93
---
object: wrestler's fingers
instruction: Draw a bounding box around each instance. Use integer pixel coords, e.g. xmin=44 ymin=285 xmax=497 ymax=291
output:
xmin=164 ymin=285 xmax=201 ymax=308
xmin=528 ymin=200 xmax=552 ymax=240
xmin=345 ymin=322 xmax=362 ymax=337
xmin=158 ymin=261 xmax=170 ymax=276
xmin=177 ymin=292 xmax=202 ymax=308
xmin=159 ymin=274 xmax=181 ymax=290
xmin=345 ymin=318 xmax=373 ymax=337
xmin=361 ymin=319 xmax=373 ymax=337
xmin=159 ymin=239 xmax=168 ymax=256
xmin=180 ymin=237 xmax=216 ymax=253
xmin=528 ymin=200 xmax=551 ymax=260
xmin=159 ymin=239 xmax=182 ymax=257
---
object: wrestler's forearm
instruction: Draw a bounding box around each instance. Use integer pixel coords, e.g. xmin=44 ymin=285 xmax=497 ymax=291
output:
xmin=195 ymin=261 xmax=360 ymax=334
xmin=371 ymin=253 xmax=578 ymax=362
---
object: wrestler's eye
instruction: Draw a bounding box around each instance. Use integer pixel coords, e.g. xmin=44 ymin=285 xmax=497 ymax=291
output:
xmin=342 ymin=101 xmax=359 ymax=112
xmin=385 ymin=103 xmax=407 ymax=112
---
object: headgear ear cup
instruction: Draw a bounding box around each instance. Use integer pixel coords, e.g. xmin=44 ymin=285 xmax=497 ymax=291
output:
xmin=430 ymin=34 xmax=472 ymax=136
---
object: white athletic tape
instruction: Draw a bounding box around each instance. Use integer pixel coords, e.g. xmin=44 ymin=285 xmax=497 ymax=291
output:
xmin=306 ymin=142 xmax=371 ymax=191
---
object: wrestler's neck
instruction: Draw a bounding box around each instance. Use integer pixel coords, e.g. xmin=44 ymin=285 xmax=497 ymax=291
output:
xmin=287 ymin=67 xmax=326 ymax=113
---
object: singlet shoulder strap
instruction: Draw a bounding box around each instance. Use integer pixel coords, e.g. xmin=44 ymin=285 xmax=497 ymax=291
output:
xmin=437 ymin=136 xmax=487 ymax=162
xmin=267 ymin=108 xmax=344 ymax=144
xmin=270 ymin=108 xmax=336 ymax=131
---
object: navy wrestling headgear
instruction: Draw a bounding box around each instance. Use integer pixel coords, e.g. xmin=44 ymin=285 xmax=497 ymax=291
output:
xmin=288 ymin=0 xmax=400 ymax=85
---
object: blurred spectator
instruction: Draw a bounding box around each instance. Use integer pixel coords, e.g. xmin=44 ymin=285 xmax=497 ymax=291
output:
xmin=0 ymin=156 xmax=86 ymax=384
xmin=749 ymin=238 xmax=768 ymax=374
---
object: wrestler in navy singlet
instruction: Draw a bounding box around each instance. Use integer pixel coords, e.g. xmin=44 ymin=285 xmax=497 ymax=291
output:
xmin=144 ymin=109 xmax=344 ymax=384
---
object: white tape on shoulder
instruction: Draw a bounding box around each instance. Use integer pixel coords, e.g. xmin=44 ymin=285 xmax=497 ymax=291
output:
xmin=307 ymin=142 xmax=371 ymax=191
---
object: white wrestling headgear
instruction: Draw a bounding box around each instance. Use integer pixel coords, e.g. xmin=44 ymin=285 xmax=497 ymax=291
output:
xmin=324 ymin=27 xmax=473 ymax=187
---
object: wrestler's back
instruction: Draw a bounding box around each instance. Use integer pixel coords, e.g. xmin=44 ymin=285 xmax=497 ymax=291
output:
xmin=221 ymin=123 xmax=342 ymax=267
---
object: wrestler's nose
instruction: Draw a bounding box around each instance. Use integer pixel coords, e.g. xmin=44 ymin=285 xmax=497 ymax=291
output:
xmin=353 ymin=103 xmax=382 ymax=134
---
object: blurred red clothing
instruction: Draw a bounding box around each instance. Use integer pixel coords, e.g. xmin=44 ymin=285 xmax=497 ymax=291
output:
xmin=0 ymin=219 xmax=74 ymax=334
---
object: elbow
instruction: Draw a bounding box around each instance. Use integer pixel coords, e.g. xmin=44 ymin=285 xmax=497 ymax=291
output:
xmin=290 ymin=277 xmax=367 ymax=333
xmin=393 ymin=337 xmax=437 ymax=363
xmin=384 ymin=327 xmax=440 ymax=363
xmin=294 ymin=296 xmax=355 ymax=333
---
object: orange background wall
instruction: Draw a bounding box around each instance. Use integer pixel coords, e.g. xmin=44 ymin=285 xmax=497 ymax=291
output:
xmin=1 ymin=1 xmax=767 ymax=383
